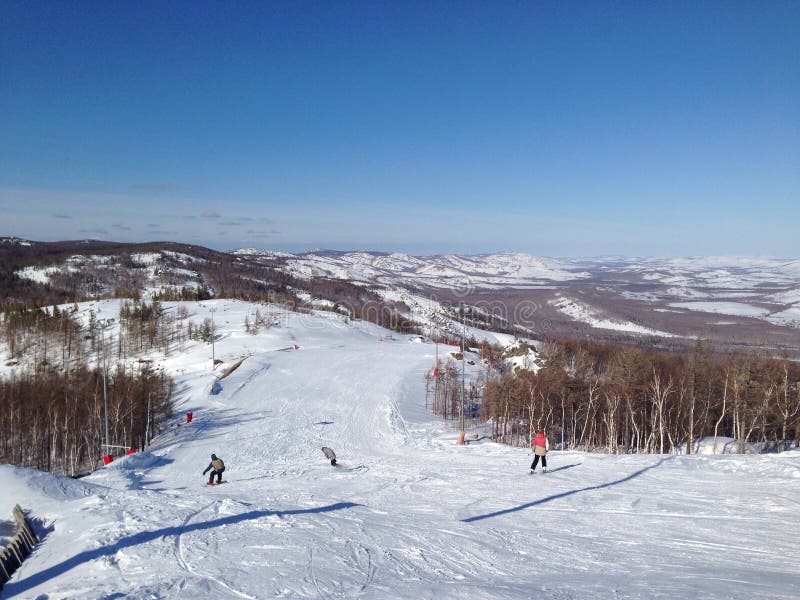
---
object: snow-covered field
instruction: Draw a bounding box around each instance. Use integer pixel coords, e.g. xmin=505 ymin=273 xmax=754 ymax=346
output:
xmin=551 ymin=296 xmax=677 ymax=337
xmin=2 ymin=301 xmax=800 ymax=599
xmin=668 ymin=301 xmax=773 ymax=318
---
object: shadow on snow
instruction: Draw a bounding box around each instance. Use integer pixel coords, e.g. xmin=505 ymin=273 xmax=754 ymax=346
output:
xmin=5 ymin=501 xmax=361 ymax=596
xmin=542 ymin=463 xmax=581 ymax=474
xmin=462 ymin=457 xmax=673 ymax=523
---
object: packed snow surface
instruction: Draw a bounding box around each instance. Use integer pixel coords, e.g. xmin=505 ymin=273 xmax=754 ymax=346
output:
xmin=2 ymin=300 xmax=800 ymax=599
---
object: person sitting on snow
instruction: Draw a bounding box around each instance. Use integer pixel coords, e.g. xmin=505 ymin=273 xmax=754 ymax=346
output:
xmin=203 ymin=453 xmax=225 ymax=484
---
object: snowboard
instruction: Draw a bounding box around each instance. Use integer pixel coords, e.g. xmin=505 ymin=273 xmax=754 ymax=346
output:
xmin=205 ymin=480 xmax=227 ymax=486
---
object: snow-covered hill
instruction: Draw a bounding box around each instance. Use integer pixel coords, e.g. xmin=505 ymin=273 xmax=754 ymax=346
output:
xmin=235 ymin=249 xmax=589 ymax=288
xmin=7 ymin=240 xmax=800 ymax=350
xmin=13 ymin=250 xmax=208 ymax=298
xmin=235 ymin=249 xmax=800 ymax=340
xmin=2 ymin=300 xmax=799 ymax=598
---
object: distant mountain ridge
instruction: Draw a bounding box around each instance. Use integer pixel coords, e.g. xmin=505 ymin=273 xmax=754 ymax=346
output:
xmin=235 ymin=247 xmax=800 ymax=293
xmin=3 ymin=237 xmax=800 ymax=354
xmin=235 ymin=248 xmax=589 ymax=288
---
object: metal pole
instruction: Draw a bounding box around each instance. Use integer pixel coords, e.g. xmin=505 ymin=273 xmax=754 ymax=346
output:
xmin=434 ymin=323 xmax=438 ymax=368
xmin=461 ymin=306 xmax=465 ymax=429
xmin=101 ymin=322 xmax=109 ymax=452
xmin=458 ymin=304 xmax=466 ymax=445
xmin=434 ymin=323 xmax=439 ymax=416
xmin=210 ymin=307 xmax=216 ymax=367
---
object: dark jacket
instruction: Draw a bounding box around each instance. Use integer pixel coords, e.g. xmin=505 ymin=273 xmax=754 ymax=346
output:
xmin=203 ymin=456 xmax=225 ymax=474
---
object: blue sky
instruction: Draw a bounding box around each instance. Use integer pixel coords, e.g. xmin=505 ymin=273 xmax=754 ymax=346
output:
xmin=1 ymin=1 xmax=798 ymax=256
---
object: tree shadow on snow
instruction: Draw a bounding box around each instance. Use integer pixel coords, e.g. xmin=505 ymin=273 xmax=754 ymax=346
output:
xmin=177 ymin=408 xmax=258 ymax=448
xmin=462 ymin=456 xmax=674 ymax=523
xmin=5 ymin=501 xmax=361 ymax=596
xmin=544 ymin=463 xmax=581 ymax=474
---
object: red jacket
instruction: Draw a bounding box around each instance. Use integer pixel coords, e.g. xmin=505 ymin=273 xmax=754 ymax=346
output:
xmin=532 ymin=431 xmax=547 ymax=449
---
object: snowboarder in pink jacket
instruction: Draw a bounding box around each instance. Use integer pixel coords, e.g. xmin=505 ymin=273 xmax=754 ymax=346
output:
xmin=530 ymin=430 xmax=549 ymax=472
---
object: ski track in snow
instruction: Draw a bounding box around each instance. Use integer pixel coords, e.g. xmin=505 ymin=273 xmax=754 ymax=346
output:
xmin=2 ymin=299 xmax=800 ymax=598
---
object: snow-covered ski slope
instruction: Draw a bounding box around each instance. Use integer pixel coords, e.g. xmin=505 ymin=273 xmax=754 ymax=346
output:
xmin=2 ymin=300 xmax=799 ymax=599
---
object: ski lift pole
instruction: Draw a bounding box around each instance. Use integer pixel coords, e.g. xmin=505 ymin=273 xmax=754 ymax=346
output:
xmin=210 ymin=307 xmax=216 ymax=368
xmin=103 ymin=351 xmax=109 ymax=451
xmin=434 ymin=323 xmax=440 ymax=416
xmin=98 ymin=320 xmax=110 ymax=453
xmin=458 ymin=303 xmax=466 ymax=445
xmin=95 ymin=318 xmax=115 ymax=465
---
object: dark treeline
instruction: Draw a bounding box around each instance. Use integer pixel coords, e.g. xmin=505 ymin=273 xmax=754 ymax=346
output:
xmin=0 ymin=239 xmax=218 ymax=305
xmin=0 ymin=363 xmax=172 ymax=475
xmin=480 ymin=339 xmax=800 ymax=454
xmin=0 ymin=302 xmax=174 ymax=475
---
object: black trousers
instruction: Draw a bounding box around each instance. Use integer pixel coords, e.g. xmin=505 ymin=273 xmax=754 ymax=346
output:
xmin=209 ymin=468 xmax=224 ymax=483
xmin=530 ymin=455 xmax=547 ymax=470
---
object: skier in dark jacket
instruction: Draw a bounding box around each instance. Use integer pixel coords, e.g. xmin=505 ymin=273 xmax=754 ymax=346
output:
xmin=203 ymin=453 xmax=225 ymax=484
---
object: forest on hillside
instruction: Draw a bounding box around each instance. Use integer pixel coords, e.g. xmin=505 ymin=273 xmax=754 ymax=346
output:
xmin=0 ymin=240 xmax=419 ymax=335
xmin=0 ymin=302 xmax=174 ymax=475
xmin=459 ymin=339 xmax=800 ymax=454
